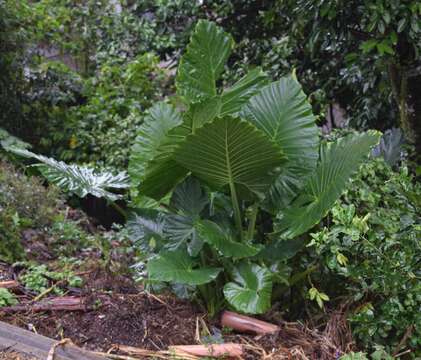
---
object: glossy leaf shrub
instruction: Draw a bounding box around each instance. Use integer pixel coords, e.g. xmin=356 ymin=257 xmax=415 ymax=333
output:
xmin=308 ymin=158 xmax=420 ymax=356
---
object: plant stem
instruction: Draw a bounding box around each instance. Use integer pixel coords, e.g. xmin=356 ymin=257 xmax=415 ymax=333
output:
xmin=288 ymin=264 xmax=318 ymax=286
xmin=247 ymin=203 xmax=258 ymax=241
xmin=229 ymin=182 xmax=243 ymax=241
xmin=110 ymin=201 xmax=127 ymax=219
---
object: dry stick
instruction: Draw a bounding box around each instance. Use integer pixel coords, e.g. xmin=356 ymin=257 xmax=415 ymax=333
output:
xmin=221 ymin=311 xmax=280 ymax=335
xmin=392 ymin=325 xmax=414 ymax=357
xmin=46 ymin=338 xmax=73 ymax=360
xmin=94 ymin=353 xmax=146 ymax=360
xmin=33 ymin=284 xmax=57 ymax=302
xmin=394 ymin=349 xmax=412 ymax=358
xmin=195 ymin=316 xmax=211 ymax=343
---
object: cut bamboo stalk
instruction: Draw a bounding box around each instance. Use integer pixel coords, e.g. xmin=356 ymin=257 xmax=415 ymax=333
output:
xmin=112 ymin=345 xmax=200 ymax=360
xmin=169 ymin=344 xmax=243 ymax=358
xmin=0 ymin=296 xmax=87 ymax=313
xmin=220 ymin=311 xmax=280 ymax=335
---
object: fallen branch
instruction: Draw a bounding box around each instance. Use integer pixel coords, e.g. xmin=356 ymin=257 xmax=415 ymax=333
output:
xmin=169 ymin=344 xmax=243 ymax=358
xmin=221 ymin=311 xmax=280 ymax=335
xmin=0 ymin=296 xmax=88 ymax=313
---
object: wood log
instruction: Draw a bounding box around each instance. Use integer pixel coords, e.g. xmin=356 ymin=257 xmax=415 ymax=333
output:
xmin=169 ymin=344 xmax=243 ymax=358
xmin=0 ymin=296 xmax=87 ymax=313
xmin=220 ymin=310 xmax=280 ymax=335
xmin=0 ymin=280 xmax=19 ymax=289
xmin=0 ymin=320 xmax=103 ymax=360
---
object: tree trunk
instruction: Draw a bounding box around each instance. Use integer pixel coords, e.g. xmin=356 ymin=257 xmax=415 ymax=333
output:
xmin=388 ymin=62 xmax=421 ymax=161
xmin=406 ymin=72 xmax=421 ymax=159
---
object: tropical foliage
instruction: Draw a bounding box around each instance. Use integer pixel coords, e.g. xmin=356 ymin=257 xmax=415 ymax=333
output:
xmin=1 ymin=1 xmax=420 ymax=356
xmin=6 ymin=20 xmax=380 ymax=315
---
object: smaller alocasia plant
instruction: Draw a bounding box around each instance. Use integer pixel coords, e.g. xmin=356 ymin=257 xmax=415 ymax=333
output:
xmin=4 ymin=147 xmax=129 ymax=201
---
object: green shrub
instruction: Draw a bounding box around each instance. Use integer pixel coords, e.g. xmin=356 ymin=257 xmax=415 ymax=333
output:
xmin=0 ymin=161 xmax=61 ymax=261
xmin=308 ymin=158 xmax=421 ymax=356
xmin=0 ymin=161 xmax=61 ymax=227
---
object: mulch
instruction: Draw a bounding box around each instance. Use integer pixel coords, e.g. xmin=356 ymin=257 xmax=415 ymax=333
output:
xmin=0 ymin=289 xmax=354 ymax=359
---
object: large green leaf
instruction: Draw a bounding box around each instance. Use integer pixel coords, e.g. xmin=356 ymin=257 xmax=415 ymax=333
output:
xmin=223 ymin=263 xmax=272 ymax=314
xmin=148 ymin=250 xmax=222 ymax=286
xmin=174 ymin=116 xmax=286 ymax=198
xmin=196 ymin=220 xmax=261 ymax=259
xmin=275 ymin=131 xmax=381 ymax=238
xmin=164 ymin=214 xmax=204 ymax=256
xmin=129 ymin=102 xmax=183 ymax=200
xmin=176 ymin=20 xmax=233 ymax=102
xmin=220 ymin=68 xmax=269 ymax=116
xmin=182 ymin=68 xmax=268 ymax=128
xmin=140 ymin=158 xmax=187 ymax=200
xmin=170 ymin=176 xmax=208 ymax=216
xmin=163 ymin=177 xmax=209 ymax=256
xmin=127 ymin=209 xmax=165 ymax=253
xmin=184 ymin=96 xmax=222 ymax=131
xmin=241 ymin=77 xmax=319 ymax=211
xmin=139 ymin=120 xmax=192 ymax=200
xmin=255 ymin=237 xmax=304 ymax=263
xmin=7 ymin=147 xmax=129 ymax=201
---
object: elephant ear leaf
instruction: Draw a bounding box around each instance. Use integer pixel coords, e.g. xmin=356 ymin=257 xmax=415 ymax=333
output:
xmin=275 ymin=131 xmax=381 ymax=239
xmin=241 ymin=77 xmax=319 ymax=211
xmin=129 ymin=103 xmax=188 ymax=200
xmin=196 ymin=220 xmax=261 ymax=259
xmin=170 ymin=176 xmax=208 ymax=216
xmin=163 ymin=177 xmax=209 ymax=256
xmin=147 ymin=250 xmax=222 ymax=286
xmin=127 ymin=209 xmax=165 ymax=253
xmin=174 ymin=116 xmax=286 ymax=199
xmin=176 ymin=20 xmax=233 ymax=102
xmin=223 ymin=263 xmax=272 ymax=314
xmin=220 ymin=68 xmax=269 ymax=116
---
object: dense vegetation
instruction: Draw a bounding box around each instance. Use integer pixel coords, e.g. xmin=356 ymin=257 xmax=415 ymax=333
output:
xmin=1 ymin=0 xmax=420 ymax=358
